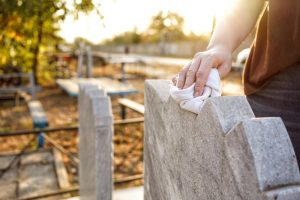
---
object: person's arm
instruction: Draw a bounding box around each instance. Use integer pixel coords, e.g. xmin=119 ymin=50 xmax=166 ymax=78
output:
xmin=175 ymin=0 xmax=265 ymax=96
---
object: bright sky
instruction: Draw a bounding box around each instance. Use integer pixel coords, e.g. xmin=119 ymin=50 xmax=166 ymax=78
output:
xmin=59 ymin=0 xmax=237 ymax=44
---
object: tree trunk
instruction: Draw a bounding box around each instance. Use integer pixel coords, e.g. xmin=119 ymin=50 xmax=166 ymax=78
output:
xmin=32 ymin=9 xmax=43 ymax=85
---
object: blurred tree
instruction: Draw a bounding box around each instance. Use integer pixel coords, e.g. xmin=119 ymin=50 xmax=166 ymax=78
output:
xmin=145 ymin=11 xmax=186 ymax=43
xmin=104 ymin=28 xmax=141 ymax=45
xmin=103 ymin=12 xmax=186 ymax=45
xmin=74 ymin=37 xmax=94 ymax=47
xmin=0 ymin=0 xmax=100 ymax=84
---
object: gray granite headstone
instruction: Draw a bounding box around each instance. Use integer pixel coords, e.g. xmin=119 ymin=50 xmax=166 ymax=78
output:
xmin=79 ymin=84 xmax=113 ymax=200
xmin=144 ymin=80 xmax=300 ymax=200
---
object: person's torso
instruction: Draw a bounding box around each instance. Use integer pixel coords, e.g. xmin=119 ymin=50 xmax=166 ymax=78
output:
xmin=243 ymin=0 xmax=300 ymax=95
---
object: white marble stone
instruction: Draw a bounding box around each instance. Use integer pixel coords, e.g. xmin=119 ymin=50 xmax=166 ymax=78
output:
xmin=79 ymin=84 xmax=113 ymax=200
xmin=144 ymin=80 xmax=300 ymax=200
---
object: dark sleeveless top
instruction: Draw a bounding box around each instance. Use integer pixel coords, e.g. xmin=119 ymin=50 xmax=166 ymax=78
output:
xmin=243 ymin=0 xmax=300 ymax=95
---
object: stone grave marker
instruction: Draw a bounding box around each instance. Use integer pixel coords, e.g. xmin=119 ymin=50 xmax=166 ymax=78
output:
xmin=79 ymin=84 xmax=113 ymax=200
xmin=144 ymin=80 xmax=300 ymax=200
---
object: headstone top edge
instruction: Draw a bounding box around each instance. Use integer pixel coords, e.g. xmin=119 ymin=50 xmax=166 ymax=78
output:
xmin=227 ymin=116 xmax=300 ymax=191
xmin=201 ymin=96 xmax=254 ymax=133
xmin=145 ymin=79 xmax=173 ymax=103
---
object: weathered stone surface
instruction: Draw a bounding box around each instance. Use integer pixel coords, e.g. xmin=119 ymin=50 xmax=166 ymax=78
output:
xmin=21 ymin=150 xmax=53 ymax=165
xmin=0 ymin=150 xmax=66 ymax=199
xmin=226 ymin=119 xmax=300 ymax=196
xmin=265 ymin=186 xmax=300 ymax=200
xmin=0 ymin=155 xmax=15 ymax=169
xmin=0 ymin=155 xmax=17 ymax=182
xmin=79 ymin=84 xmax=113 ymax=200
xmin=144 ymin=80 xmax=300 ymax=200
xmin=0 ymin=182 xmax=17 ymax=199
xmin=18 ymin=163 xmax=58 ymax=198
xmin=1 ymin=169 xmax=17 ymax=183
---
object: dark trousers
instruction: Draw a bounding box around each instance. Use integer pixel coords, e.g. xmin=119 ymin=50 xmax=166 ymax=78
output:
xmin=247 ymin=63 xmax=300 ymax=167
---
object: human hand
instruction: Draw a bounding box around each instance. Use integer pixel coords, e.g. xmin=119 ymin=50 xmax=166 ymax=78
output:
xmin=172 ymin=46 xmax=232 ymax=96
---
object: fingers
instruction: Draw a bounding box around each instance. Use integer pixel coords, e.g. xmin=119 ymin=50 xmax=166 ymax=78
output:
xmin=171 ymin=76 xmax=177 ymax=86
xmin=183 ymin=54 xmax=202 ymax=89
xmin=177 ymin=62 xmax=191 ymax=89
xmin=217 ymin=60 xmax=232 ymax=78
xmin=175 ymin=49 xmax=231 ymax=96
xmin=194 ymin=58 xmax=214 ymax=96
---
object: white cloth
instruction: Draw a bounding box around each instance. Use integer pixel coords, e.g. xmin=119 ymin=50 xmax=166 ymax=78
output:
xmin=170 ymin=68 xmax=221 ymax=114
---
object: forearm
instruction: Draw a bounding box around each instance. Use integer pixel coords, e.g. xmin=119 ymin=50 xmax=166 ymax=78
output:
xmin=174 ymin=0 xmax=266 ymax=94
xmin=208 ymin=0 xmax=265 ymax=52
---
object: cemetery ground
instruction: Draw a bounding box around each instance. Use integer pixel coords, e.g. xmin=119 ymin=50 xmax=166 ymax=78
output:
xmin=0 ymin=63 xmax=243 ymax=196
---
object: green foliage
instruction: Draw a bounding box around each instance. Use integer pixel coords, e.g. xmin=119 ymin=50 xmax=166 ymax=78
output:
xmin=0 ymin=0 xmax=98 ymax=84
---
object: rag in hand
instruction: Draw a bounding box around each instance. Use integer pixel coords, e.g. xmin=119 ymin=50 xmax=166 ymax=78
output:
xmin=169 ymin=68 xmax=221 ymax=114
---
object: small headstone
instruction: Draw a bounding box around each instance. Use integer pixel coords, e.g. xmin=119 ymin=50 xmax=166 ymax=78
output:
xmin=79 ymin=84 xmax=113 ymax=200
